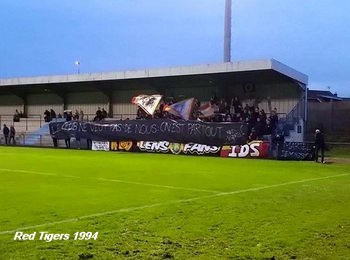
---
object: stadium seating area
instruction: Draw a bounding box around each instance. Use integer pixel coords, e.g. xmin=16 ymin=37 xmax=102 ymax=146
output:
xmin=0 ymin=90 xmax=304 ymax=147
xmin=135 ymin=95 xmax=281 ymax=141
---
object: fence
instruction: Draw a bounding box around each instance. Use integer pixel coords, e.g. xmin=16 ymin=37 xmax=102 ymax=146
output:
xmin=0 ymin=114 xmax=43 ymax=132
xmin=0 ymin=133 xmax=86 ymax=149
xmin=307 ymin=101 xmax=350 ymax=142
xmin=0 ymin=114 xmax=138 ymax=133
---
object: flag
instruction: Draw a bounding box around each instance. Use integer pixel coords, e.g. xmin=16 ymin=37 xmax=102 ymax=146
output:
xmin=131 ymin=94 xmax=162 ymax=115
xmin=164 ymin=98 xmax=195 ymax=120
xmin=199 ymin=103 xmax=215 ymax=118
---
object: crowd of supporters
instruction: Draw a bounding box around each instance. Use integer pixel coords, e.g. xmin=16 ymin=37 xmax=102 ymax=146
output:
xmin=44 ymin=109 xmax=86 ymax=122
xmin=135 ymin=95 xmax=279 ymax=141
xmin=206 ymin=96 xmax=279 ymax=141
xmin=43 ymin=107 xmax=111 ymax=122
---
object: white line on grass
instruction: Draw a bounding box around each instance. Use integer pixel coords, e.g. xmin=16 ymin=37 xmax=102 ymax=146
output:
xmin=1 ymin=173 xmax=348 ymax=235
xmin=0 ymin=168 xmax=57 ymax=176
xmin=0 ymin=168 xmax=81 ymax=179
xmin=96 ymin=177 xmax=219 ymax=194
xmin=0 ymin=168 xmax=219 ymax=194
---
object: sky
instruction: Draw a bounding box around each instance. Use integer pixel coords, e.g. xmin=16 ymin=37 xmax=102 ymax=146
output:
xmin=0 ymin=0 xmax=349 ymax=96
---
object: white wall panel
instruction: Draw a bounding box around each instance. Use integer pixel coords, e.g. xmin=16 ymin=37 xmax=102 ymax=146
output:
xmin=112 ymin=88 xmax=157 ymax=118
xmin=27 ymin=94 xmax=63 ymax=116
xmin=164 ymin=86 xmax=217 ymax=102
xmin=0 ymin=95 xmax=23 ymax=115
xmin=113 ymin=104 xmax=137 ymax=119
xmin=66 ymin=92 xmax=109 ymax=115
xmin=233 ymin=82 xmax=301 ymax=116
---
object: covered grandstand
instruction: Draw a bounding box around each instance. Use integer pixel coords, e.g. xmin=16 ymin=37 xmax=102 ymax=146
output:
xmin=0 ymin=59 xmax=308 ymax=146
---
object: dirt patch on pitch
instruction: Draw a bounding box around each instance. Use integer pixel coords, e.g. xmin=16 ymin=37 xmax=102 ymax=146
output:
xmin=325 ymin=157 xmax=350 ymax=164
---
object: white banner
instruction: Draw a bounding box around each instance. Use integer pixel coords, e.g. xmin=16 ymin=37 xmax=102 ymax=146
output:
xmin=131 ymin=94 xmax=162 ymax=115
xmin=92 ymin=141 xmax=110 ymax=151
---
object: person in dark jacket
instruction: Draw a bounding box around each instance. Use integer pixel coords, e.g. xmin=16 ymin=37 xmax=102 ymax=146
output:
xmin=9 ymin=125 xmax=16 ymax=145
xmin=2 ymin=124 xmax=9 ymax=144
xmin=101 ymin=108 xmax=108 ymax=119
xmin=314 ymin=129 xmax=326 ymax=163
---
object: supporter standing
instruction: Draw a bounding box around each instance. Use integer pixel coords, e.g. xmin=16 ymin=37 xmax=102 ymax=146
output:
xmin=231 ymin=96 xmax=242 ymax=114
xmin=264 ymin=119 xmax=273 ymax=135
xmin=80 ymin=110 xmax=84 ymax=121
xmin=269 ymin=108 xmax=279 ymax=129
xmin=9 ymin=125 xmax=16 ymax=145
xmin=254 ymin=117 xmax=264 ymax=139
xmin=74 ymin=109 xmax=79 ymax=120
xmin=2 ymin=124 xmax=9 ymax=144
xmin=50 ymin=109 xmax=56 ymax=119
xmin=101 ymin=108 xmax=108 ymax=119
xmin=314 ymin=129 xmax=326 ymax=163
xmin=96 ymin=107 xmax=102 ymax=120
xmin=44 ymin=109 xmax=51 ymax=122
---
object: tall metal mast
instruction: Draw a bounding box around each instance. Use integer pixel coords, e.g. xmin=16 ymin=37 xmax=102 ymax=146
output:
xmin=224 ymin=0 xmax=232 ymax=62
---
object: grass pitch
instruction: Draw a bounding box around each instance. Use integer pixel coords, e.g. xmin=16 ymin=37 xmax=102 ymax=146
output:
xmin=0 ymin=146 xmax=349 ymax=259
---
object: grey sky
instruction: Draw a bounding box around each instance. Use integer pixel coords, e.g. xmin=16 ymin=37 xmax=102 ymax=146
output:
xmin=0 ymin=0 xmax=349 ymax=96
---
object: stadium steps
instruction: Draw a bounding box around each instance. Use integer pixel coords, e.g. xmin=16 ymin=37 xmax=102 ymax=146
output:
xmin=23 ymin=124 xmax=50 ymax=145
xmin=277 ymin=118 xmax=295 ymax=137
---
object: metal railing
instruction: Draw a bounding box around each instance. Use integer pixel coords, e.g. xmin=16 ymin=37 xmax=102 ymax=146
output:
xmin=80 ymin=113 xmax=137 ymax=121
xmin=0 ymin=113 xmax=140 ymax=132
xmin=0 ymin=132 xmax=92 ymax=149
xmin=286 ymin=99 xmax=305 ymax=122
xmin=0 ymin=114 xmax=43 ymax=131
xmin=0 ymin=133 xmax=50 ymax=146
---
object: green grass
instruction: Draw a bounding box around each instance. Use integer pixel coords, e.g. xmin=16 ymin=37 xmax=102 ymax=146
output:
xmin=0 ymin=146 xmax=349 ymax=259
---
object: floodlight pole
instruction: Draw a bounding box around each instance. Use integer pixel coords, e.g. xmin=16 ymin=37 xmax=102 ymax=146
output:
xmin=75 ymin=60 xmax=81 ymax=74
xmin=224 ymin=0 xmax=232 ymax=62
